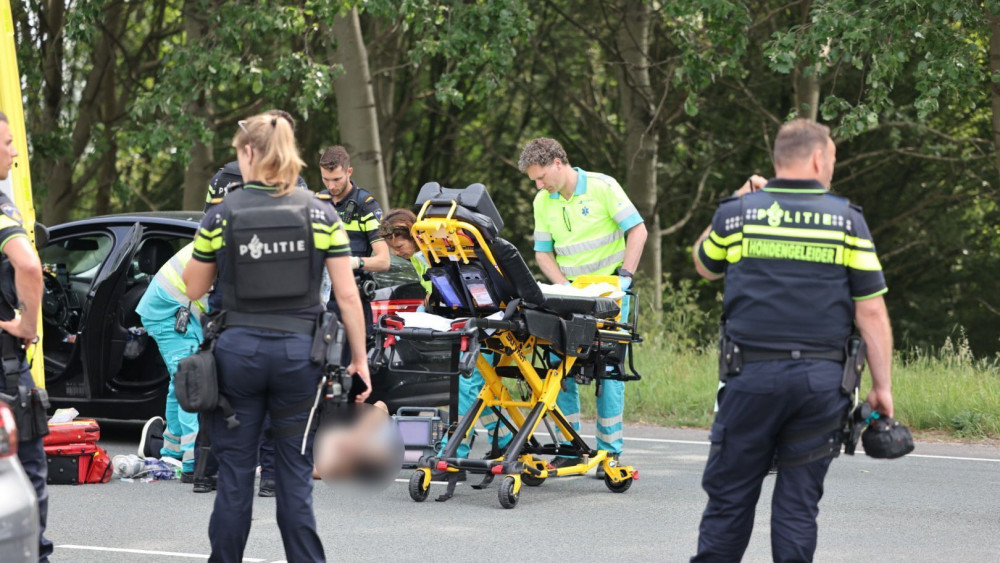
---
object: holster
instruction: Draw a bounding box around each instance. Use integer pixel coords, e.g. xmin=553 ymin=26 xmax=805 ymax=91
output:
xmin=717 ymin=331 xmax=742 ymax=383
xmin=840 ymin=336 xmax=866 ymax=396
xmin=0 ymin=333 xmax=49 ymax=441
xmin=310 ymin=311 xmax=345 ymax=368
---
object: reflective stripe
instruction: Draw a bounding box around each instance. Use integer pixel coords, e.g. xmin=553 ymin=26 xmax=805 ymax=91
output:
xmin=534 ymin=231 xmax=552 ymax=242
xmin=563 ymin=412 xmax=581 ymax=425
xmin=554 ymin=230 xmax=623 ymax=257
xmin=709 ymin=231 xmax=743 ymax=247
xmin=846 ymin=249 xmax=882 ymax=271
xmin=844 ymin=235 xmax=874 ymax=249
xmin=560 ymin=250 xmax=626 ymax=277
xmin=182 ymin=449 xmax=195 ymax=462
xmin=150 ymin=244 xmax=207 ymax=318
xmin=596 ymin=429 xmax=623 ymax=444
xmin=180 ymin=433 xmax=198 ymax=446
xmin=702 ymin=238 xmax=727 ymax=261
xmin=743 ymin=224 xmax=846 ymax=242
xmin=597 ymin=414 xmax=623 ymax=427
xmin=613 ymin=204 xmax=639 ymax=224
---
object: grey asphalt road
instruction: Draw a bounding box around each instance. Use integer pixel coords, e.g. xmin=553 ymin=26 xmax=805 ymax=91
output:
xmin=44 ymin=421 xmax=1000 ymax=562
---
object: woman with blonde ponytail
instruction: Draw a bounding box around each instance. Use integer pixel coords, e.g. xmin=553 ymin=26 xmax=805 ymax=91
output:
xmin=182 ymin=112 xmax=369 ymax=563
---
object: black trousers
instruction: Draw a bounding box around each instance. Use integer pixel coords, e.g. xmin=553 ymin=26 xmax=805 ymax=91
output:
xmin=692 ymin=359 xmax=849 ymax=563
xmin=207 ymin=327 xmax=325 ymax=563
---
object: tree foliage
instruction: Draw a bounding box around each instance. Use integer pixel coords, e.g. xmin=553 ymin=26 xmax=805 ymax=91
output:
xmin=11 ymin=0 xmax=1000 ymax=354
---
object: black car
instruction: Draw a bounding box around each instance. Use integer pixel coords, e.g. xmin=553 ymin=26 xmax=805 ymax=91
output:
xmin=37 ymin=212 xmax=448 ymax=419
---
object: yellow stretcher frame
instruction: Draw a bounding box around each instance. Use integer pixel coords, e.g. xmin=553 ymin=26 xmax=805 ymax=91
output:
xmin=401 ymin=201 xmax=640 ymax=509
xmin=1 ymin=0 xmax=44 ymax=387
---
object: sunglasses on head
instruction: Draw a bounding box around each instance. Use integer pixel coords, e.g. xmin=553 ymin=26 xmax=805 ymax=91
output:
xmin=379 ymin=225 xmax=411 ymax=239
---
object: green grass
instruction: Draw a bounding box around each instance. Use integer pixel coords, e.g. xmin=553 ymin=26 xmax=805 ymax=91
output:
xmin=580 ymin=333 xmax=1000 ymax=440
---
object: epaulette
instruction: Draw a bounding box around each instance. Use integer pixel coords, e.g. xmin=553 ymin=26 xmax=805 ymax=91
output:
xmin=209 ymin=197 xmax=224 ymax=205
xmin=848 ymin=202 xmax=864 ymax=213
xmin=364 ymin=196 xmax=375 ymax=204
xmin=316 ymin=193 xmax=332 ymax=201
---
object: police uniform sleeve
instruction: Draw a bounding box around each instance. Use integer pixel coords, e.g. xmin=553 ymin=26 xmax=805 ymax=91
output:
xmin=360 ymin=195 xmax=384 ymax=245
xmin=191 ymin=206 xmax=225 ymax=262
xmin=0 ymin=201 xmax=28 ymax=253
xmin=845 ymin=205 xmax=888 ymax=300
xmin=532 ymin=191 xmax=554 ymax=253
xmin=311 ymin=197 xmax=352 ymax=258
xmin=696 ymin=201 xmax=739 ymax=276
xmin=599 ymin=177 xmax=644 ymax=232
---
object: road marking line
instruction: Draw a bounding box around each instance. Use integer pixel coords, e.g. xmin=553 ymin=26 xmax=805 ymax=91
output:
xmin=908 ymin=454 xmax=1000 ymax=463
xmin=393 ymin=478 xmax=464 ymax=486
xmin=472 ymin=429 xmax=1000 ymax=462
xmin=57 ymin=545 xmax=266 ymax=561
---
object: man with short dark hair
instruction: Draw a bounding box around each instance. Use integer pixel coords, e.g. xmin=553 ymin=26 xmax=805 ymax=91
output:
xmin=0 ymin=110 xmax=53 ymax=562
xmin=519 ymin=137 xmax=647 ymax=476
xmin=317 ymin=146 xmax=389 ymax=340
xmin=691 ymin=119 xmax=894 ymax=561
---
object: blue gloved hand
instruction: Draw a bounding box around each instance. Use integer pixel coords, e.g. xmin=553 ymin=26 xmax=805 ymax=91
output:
xmin=416 ymin=305 xmax=426 ymax=313
xmin=619 ymin=275 xmax=632 ymax=291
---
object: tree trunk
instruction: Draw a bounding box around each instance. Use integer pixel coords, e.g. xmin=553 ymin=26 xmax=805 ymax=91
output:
xmin=617 ymin=0 xmax=662 ymax=310
xmin=989 ymin=11 xmax=1000 ymax=187
xmin=792 ymin=1 xmax=819 ymax=121
xmin=329 ymin=8 xmax=390 ymax=207
xmin=41 ymin=4 xmax=125 ymax=225
xmin=181 ymin=0 xmax=214 ymax=211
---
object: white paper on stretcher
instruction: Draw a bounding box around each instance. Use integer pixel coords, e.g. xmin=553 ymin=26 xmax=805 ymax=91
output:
xmin=537 ymin=282 xmax=625 ymax=300
xmin=394 ymin=311 xmax=506 ymax=336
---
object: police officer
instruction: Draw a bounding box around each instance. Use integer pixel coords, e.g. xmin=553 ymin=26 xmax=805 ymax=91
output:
xmin=690 ymin=119 xmax=894 ymax=562
xmin=135 ymin=242 xmax=208 ymax=478
xmin=0 ymin=110 xmax=52 ymax=562
xmin=316 ymin=146 xmax=389 ymax=339
xmin=182 ymin=112 xmax=370 ymax=563
xmin=518 ymin=138 xmax=647 ymax=476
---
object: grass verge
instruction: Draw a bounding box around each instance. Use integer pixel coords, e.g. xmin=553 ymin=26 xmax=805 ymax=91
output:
xmin=580 ymin=334 xmax=1000 ymax=440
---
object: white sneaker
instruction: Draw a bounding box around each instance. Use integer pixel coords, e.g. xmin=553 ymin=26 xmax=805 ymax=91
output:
xmin=138 ymin=416 xmax=165 ymax=459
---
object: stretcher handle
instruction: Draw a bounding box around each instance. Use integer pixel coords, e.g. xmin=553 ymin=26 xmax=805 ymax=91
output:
xmin=372 ymin=326 xmax=474 ymax=340
xmin=467 ymin=318 xmax=525 ymax=332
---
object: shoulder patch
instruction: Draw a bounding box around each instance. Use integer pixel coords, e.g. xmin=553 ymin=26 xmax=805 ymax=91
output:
xmin=373 ymin=207 xmax=383 ymax=220
xmin=0 ymin=203 xmax=23 ymax=225
xmin=364 ymin=196 xmax=374 ymax=203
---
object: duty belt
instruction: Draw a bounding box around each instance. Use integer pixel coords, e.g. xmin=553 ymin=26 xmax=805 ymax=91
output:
xmin=741 ymin=348 xmax=845 ymax=363
xmin=225 ymin=312 xmax=315 ymax=335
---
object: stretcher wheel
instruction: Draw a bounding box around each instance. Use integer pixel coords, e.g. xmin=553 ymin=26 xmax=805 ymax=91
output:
xmin=498 ymin=476 xmax=520 ymax=509
xmin=604 ymin=473 xmax=633 ymax=493
xmin=521 ymin=472 xmax=546 ymax=487
xmin=409 ymin=471 xmax=430 ymax=502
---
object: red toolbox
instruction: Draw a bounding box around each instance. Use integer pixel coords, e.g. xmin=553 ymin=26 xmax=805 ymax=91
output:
xmin=43 ymin=418 xmax=101 ymax=447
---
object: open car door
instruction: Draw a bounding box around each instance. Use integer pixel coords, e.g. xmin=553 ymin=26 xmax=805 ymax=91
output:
xmin=79 ymin=222 xmax=144 ymax=399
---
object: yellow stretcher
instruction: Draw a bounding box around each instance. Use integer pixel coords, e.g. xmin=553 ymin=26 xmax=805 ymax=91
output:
xmin=371 ymin=182 xmax=642 ymax=508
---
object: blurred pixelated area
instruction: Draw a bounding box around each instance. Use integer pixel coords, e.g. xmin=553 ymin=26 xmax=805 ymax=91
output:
xmin=313 ymin=401 xmax=403 ymax=489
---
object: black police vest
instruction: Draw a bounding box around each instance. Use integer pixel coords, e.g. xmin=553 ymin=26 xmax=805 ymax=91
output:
xmin=219 ymin=188 xmax=322 ymax=314
xmin=335 ymin=186 xmax=374 ymax=258
xmin=723 ymin=190 xmax=855 ymax=351
xmin=0 ymin=258 xmax=17 ymax=322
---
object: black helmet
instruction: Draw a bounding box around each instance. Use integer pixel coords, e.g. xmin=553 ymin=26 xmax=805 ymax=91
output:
xmin=862 ymin=414 xmax=915 ymax=459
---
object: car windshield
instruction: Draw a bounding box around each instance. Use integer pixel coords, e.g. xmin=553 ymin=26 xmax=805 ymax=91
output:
xmin=372 ymin=254 xmax=420 ymax=289
xmin=40 ymin=234 xmax=114 ymax=286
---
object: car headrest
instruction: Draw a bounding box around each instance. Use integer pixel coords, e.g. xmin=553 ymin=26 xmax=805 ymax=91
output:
xmin=138 ymin=239 xmax=175 ymax=276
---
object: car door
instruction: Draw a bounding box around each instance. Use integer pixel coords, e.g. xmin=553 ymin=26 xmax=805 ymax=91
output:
xmin=78 ymin=222 xmax=143 ymax=399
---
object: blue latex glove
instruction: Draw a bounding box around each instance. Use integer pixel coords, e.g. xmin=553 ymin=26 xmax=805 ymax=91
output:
xmin=619 ymin=275 xmax=632 ymax=291
xmin=416 ymin=305 xmax=426 ymax=313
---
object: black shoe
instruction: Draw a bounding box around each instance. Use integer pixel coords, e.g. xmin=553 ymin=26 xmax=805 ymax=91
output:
xmin=548 ymin=456 xmax=584 ymax=470
xmin=180 ymin=471 xmax=195 ymax=484
xmin=138 ymin=416 xmax=165 ymax=460
xmin=193 ymin=475 xmax=217 ymax=493
xmin=258 ymin=478 xmax=276 ymax=497
xmin=596 ymin=453 xmax=621 ymax=480
xmin=431 ymin=469 xmax=467 ymax=482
